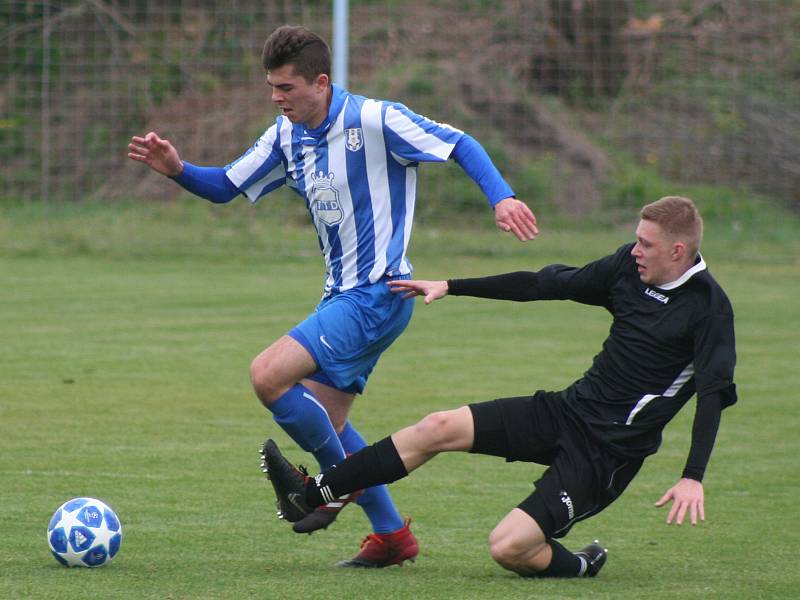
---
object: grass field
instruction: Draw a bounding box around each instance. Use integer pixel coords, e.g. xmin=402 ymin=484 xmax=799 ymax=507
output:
xmin=1 ymin=199 xmax=799 ymax=599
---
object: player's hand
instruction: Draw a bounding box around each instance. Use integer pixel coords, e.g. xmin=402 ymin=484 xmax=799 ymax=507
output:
xmin=655 ymin=478 xmax=705 ymax=525
xmin=388 ymin=279 xmax=448 ymax=304
xmin=127 ymin=132 xmax=184 ymax=177
xmin=494 ymin=197 xmax=538 ymax=241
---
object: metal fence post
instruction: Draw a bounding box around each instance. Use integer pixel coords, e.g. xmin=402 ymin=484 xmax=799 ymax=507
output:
xmin=41 ymin=3 xmax=52 ymax=202
xmin=332 ymin=0 xmax=349 ymax=88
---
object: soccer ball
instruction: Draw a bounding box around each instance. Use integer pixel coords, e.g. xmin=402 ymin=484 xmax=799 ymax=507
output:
xmin=47 ymin=497 xmax=123 ymax=567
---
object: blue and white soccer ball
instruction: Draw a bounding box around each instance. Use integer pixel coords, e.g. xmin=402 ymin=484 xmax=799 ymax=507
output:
xmin=47 ymin=497 xmax=123 ymax=567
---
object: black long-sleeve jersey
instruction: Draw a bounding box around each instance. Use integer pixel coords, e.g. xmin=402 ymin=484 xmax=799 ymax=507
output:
xmin=448 ymin=243 xmax=737 ymax=464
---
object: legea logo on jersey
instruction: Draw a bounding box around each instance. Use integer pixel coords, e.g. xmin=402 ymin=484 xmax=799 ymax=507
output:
xmin=344 ymin=128 xmax=363 ymax=152
xmin=644 ymin=287 xmax=670 ymax=304
xmin=310 ymin=171 xmax=344 ymax=226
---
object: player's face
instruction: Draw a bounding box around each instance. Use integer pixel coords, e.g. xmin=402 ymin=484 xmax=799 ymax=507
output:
xmin=631 ymin=219 xmax=678 ymax=286
xmin=266 ymin=64 xmax=330 ymax=129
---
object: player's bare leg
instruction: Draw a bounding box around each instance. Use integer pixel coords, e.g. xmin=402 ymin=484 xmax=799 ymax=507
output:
xmin=261 ymin=407 xmax=475 ymax=564
xmin=389 ymin=406 xmax=476 ymax=470
xmin=489 ymin=509 xmax=551 ymax=575
xmin=252 ymin=336 xmax=352 ymax=524
xmin=490 ymin=509 xmax=607 ymax=578
xmin=332 ymin=407 xmax=473 ymax=565
xmin=289 ymin=379 xmax=361 ymax=534
xmin=302 ymin=378 xmax=354 ymax=433
xmin=250 ymin=335 xmax=317 ymax=406
xmin=253 ymin=341 xmax=405 ymax=538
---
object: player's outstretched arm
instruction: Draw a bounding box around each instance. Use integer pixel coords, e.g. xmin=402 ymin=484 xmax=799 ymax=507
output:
xmin=494 ymin=197 xmax=539 ymax=241
xmin=449 ymin=135 xmax=538 ymax=241
xmin=655 ymin=477 xmax=705 ymax=525
xmin=128 ymin=131 xmax=183 ymax=177
xmin=387 ymin=279 xmax=449 ymax=304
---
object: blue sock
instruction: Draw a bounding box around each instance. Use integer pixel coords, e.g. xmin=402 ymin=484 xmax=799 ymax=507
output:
xmin=268 ymin=384 xmax=345 ymax=470
xmin=339 ymin=422 xmax=404 ymax=534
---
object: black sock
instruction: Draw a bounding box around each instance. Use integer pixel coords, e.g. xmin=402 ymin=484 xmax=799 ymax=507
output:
xmin=538 ymin=539 xmax=584 ymax=578
xmin=305 ymin=436 xmax=408 ymax=507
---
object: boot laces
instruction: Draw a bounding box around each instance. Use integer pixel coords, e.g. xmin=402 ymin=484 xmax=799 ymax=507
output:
xmin=360 ymin=533 xmax=385 ymax=550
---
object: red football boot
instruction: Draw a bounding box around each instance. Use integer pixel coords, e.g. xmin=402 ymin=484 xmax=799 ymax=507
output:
xmin=337 ymin=519 xmax=419 ymax=568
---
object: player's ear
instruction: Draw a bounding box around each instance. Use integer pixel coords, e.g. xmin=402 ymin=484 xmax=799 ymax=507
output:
xmin=314 ymin=73 xmax=330 ymax=90
xmin=671 ymin=241 xmax=686 ymax=262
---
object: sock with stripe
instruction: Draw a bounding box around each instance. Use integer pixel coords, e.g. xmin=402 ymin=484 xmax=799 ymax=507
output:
xmin=306 ymin=436 xmax=407 ymax=511
xmin=337 ymin=423 xmax=404 ymax=534
xmin=537 ymin=539 xmax=586 ymax=578
xmin=267 ymin=384 xmax=345 ymax=470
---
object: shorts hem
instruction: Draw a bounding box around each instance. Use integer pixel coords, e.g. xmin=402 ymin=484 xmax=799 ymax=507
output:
xmin=288 ymin=328 xmax=319 ymax=366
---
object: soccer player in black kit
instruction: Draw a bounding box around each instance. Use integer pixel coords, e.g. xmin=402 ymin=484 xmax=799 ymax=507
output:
xmin=261 ymin=196 xmax=737 ymax=576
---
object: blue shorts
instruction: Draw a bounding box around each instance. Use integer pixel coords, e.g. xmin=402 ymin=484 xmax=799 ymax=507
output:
xmin=289 ymin=275 xmax=414 ymax=394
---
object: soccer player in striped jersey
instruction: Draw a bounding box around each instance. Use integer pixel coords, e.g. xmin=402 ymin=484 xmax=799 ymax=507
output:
xmin=128 ymin=25 xmax=537 ymax=567
xmin=262 ymin=196 xmax=737 ymax=577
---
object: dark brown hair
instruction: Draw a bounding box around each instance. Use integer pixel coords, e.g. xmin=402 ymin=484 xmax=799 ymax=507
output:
xmin=262 ymin=25 xmax=331 ymax=82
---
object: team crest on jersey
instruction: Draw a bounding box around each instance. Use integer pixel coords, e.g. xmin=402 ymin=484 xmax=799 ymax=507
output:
xmin=344 ymin=128 xmax=364 ymax=152
xmin=310 ymin=171 xmax=344 ymax=226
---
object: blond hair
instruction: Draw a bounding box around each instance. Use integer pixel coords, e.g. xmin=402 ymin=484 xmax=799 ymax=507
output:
xmin=640 ymin=196 xmax=704 ymax=258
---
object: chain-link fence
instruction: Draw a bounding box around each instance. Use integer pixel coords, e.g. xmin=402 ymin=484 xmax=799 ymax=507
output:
xmin=2 ymin=1 xmax=799 ymax=215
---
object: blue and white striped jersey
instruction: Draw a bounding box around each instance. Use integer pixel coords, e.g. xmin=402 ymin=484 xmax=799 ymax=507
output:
xmin=225 ymin=85 xmax=465 ymax=296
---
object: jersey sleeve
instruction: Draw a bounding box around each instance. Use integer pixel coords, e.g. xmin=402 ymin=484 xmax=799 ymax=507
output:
xmin=533 ymin=244 xmax=632 ymax=306
xmin=224 ymin=122 xmax=287 ymax=203
xmin=382 ymin=102 xmax=464 ymax=163
xmin=448 ymin=245 xmax=630 ymax=305
xmin=171 ymin=162 xmax=240 ymax=204
xmin=681 ymin=391 xmax=724 ymax=481
xmin=691 ymin=294 xmax=737 ymax=406
xmin=451 ymin=135 xmax=514 ymax=206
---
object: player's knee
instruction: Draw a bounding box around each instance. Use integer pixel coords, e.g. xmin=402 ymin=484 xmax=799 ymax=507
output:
xmin=488 ymin=525 xmax=548 ymax=574
xmin=488 ymin=534 xmax=522 ymax=571
xmin=488 ymin=531 xmax=539 ymax=573
xmin=413 ymin=410 xmax=463 ymax=451
xmin=249 ymin=354 xmax=280 ymax=406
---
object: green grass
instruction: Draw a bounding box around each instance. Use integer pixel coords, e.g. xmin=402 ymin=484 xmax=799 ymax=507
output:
xmin=1 ymin=199 xmax=799 ymax=599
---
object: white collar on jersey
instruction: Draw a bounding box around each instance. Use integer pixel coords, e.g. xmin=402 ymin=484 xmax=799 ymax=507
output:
xmin=657 ymin=253 xmax=707 ymax=291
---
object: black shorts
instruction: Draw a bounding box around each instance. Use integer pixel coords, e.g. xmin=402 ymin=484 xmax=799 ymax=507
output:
xmin=469 ymin=390 xmax=643 ymax=539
